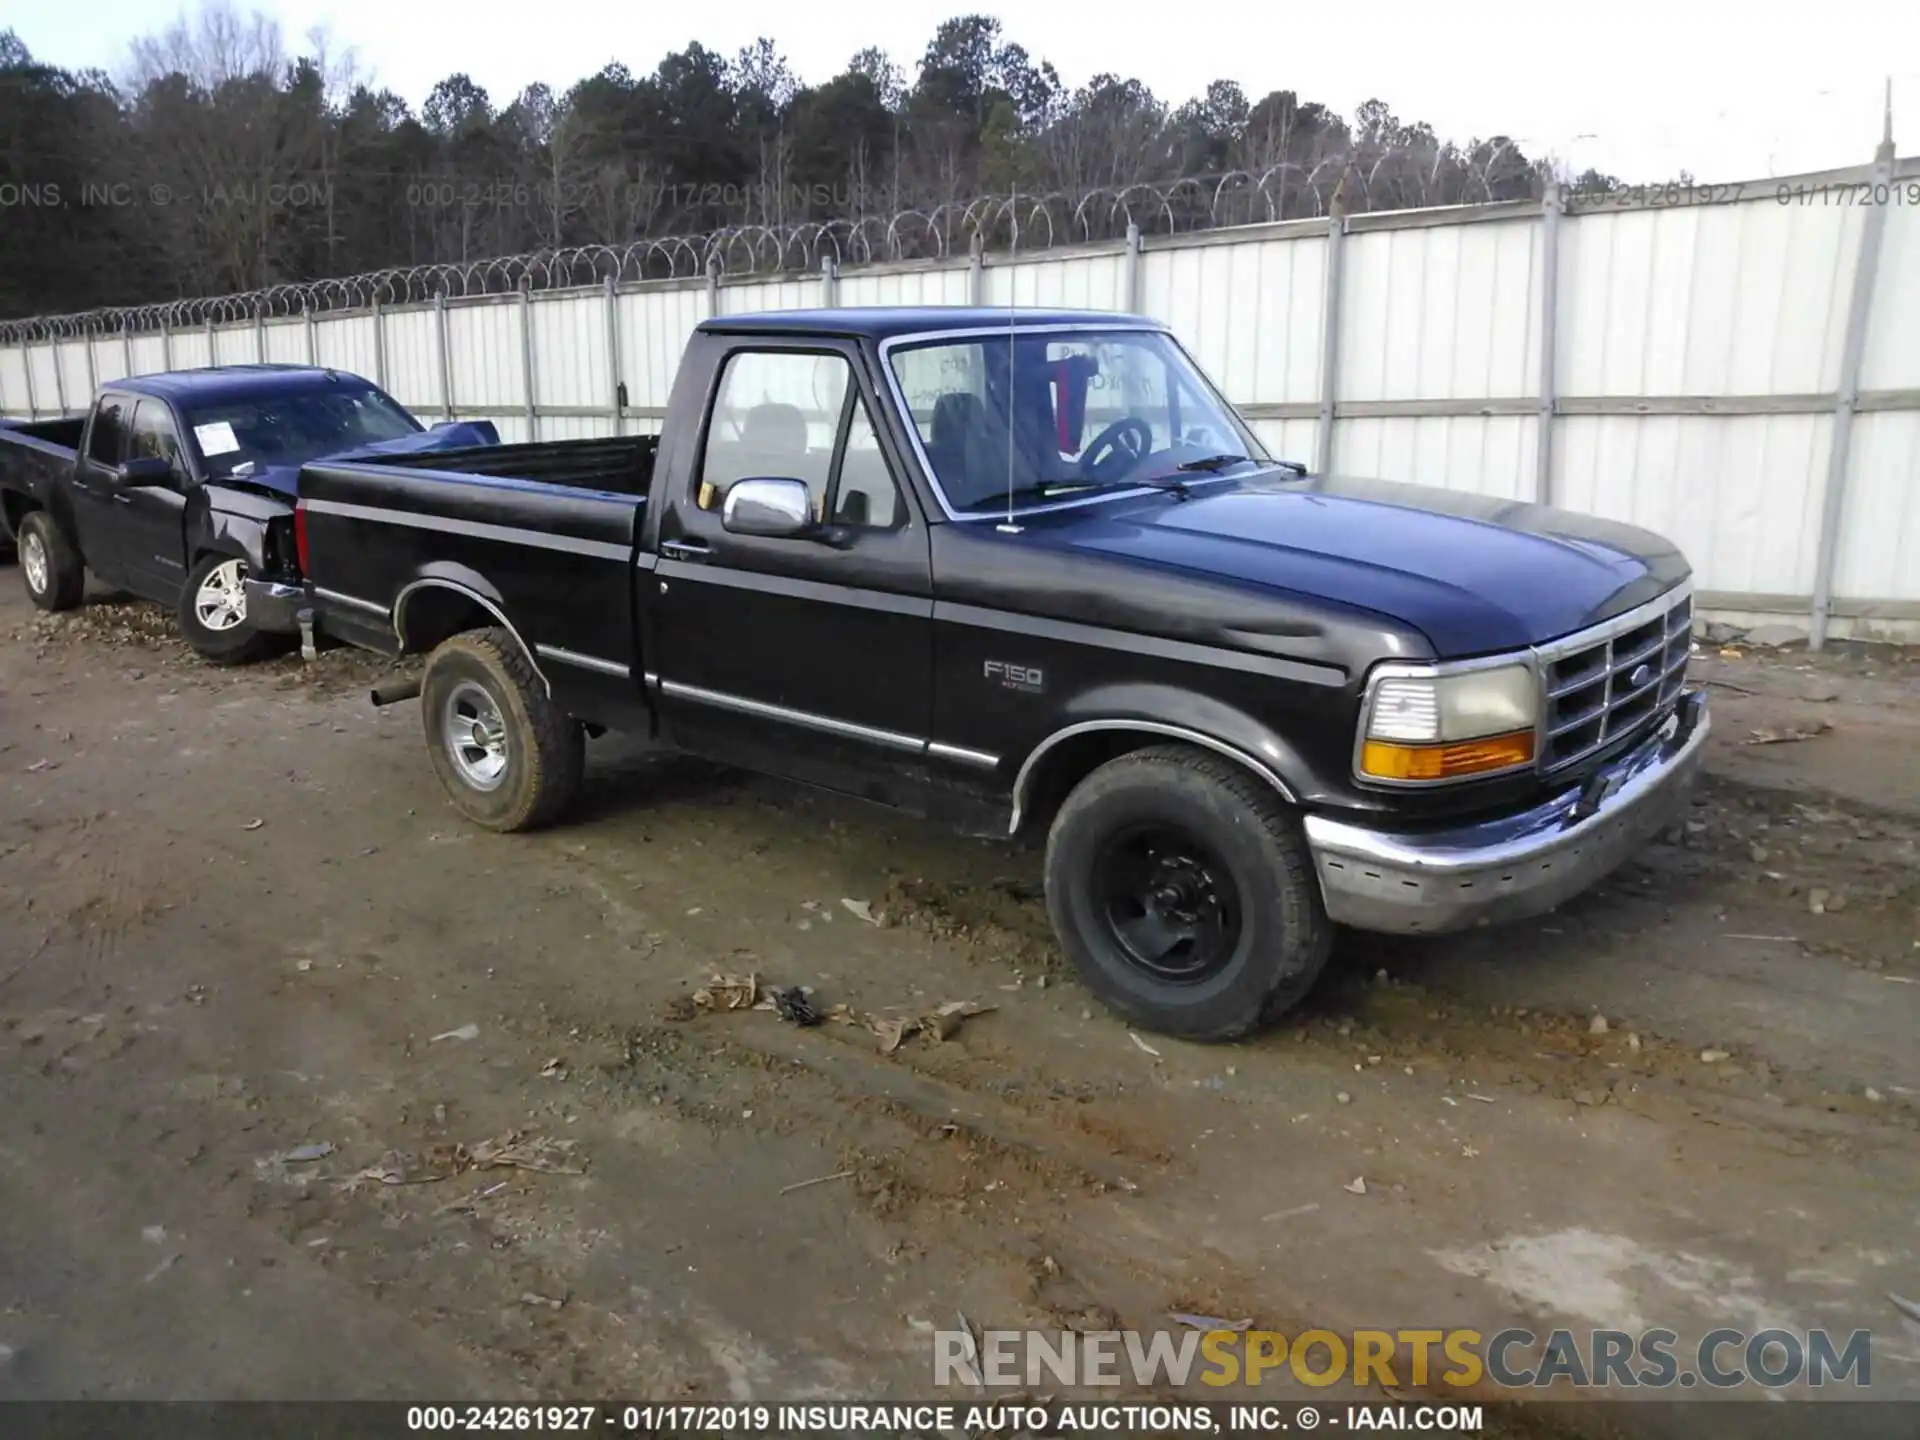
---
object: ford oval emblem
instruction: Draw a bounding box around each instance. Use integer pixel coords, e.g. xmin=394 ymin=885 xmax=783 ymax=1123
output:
xmin=1628 ymin=662 xmax=1654 ymax=688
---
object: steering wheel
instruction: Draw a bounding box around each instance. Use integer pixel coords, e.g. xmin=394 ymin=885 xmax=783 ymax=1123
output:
xmin=1079 ymin=417 xmax=1154 ymax=484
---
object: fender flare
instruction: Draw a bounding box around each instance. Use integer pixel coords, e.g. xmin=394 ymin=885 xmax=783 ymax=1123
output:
xmin=392 ymin=565 xmax=550 ymax=695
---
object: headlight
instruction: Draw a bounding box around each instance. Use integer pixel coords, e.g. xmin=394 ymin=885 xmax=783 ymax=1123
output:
xmin=1358 ymin=662 xmax=1538 ymax=783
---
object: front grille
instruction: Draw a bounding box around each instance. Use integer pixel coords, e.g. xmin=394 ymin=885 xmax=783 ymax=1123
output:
xmin=1540 ymin=587 xmax=1692 ymax=771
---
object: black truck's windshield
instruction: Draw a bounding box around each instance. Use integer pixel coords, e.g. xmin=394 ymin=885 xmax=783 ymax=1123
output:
xmin=184 ymin=386 xmax=420 ymax=480
xmin=886 ymin=328 xmax=1268 ymax=514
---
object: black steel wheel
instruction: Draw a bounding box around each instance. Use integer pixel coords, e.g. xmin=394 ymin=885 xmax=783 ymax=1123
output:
xmin=1045 ymin=744 xmax=1333 ymax=1041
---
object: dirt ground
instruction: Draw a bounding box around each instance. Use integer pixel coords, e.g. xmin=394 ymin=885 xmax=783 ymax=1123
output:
xmin=2 ymin=575 xmax=1917 ymax=1435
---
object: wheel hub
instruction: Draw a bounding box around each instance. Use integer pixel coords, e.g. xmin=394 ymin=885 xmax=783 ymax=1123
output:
xmin=1095 ymin=826 xmax=1242 ymax=984
xmin=21 ymin=532 xmax=48 ymax=594
xmin=194 ymin=559 xmax=249 ymax=632
xmin=443 ymin=680 xmax=510 ymax=792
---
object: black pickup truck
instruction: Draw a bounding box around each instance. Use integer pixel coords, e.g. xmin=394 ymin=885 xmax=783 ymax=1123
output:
xmin=298 ymin=308 xmax=1709 ymax=1040
xmin=0 ymin=365 xmax=495 ymax=662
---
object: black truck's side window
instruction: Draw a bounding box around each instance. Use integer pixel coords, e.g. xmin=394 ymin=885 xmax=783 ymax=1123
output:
xmin=128 ymin=401 xmax=188 ymax=486
xmin=698 ymin=351 xmax=846 ymax=517
xmin=87 ymin=398 xmax=128 ymax=466
xmin=696 ymin=349 xmax=905 ymax=530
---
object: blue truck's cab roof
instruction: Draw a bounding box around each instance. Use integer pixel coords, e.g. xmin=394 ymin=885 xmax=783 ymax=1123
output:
xmin=110 ymin=364 xmax=379 ymax=407
xmin=697 ymin=307 xmax=1168 ymax=341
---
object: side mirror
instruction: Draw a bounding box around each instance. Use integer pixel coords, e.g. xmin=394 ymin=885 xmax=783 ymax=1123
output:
xmin=117 ymin=456 xmax=173 ymax=486
xmin=721 ymin=476 xmax=814 ymax=539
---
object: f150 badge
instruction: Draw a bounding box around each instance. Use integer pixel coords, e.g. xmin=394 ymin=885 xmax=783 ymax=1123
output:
xmin=984 ymin=660 xmax=1045 ymax=694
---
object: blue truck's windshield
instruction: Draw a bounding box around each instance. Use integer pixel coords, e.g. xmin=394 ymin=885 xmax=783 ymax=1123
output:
xmin=886 ymin=329 xmax=1268 ymax=513
xmin=183 ymin=387 xmax=420 ymax=481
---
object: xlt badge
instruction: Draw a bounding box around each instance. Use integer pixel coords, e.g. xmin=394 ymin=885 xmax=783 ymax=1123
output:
xmin=984 ymin=660 xmax=1044 ymax=694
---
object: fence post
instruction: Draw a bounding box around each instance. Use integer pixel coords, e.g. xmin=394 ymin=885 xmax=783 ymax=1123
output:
xmin=161 ymin=319 xmax=173 ymax=372
xmin=204 ymin=316 xmax=215 ymax=370
xmin=435 ymin=292 xmax=454 ymax=421
xmin=121 ymin=321 xmax=134 ymax=381
xmin=820 ymin=254 xmax=839 ymax=307
xmin=21 ymin=340 xmax=39 ymax=419
xmin=705 ymin=257 xmax=721 ymax=319
xmin=83 ymin=323 xmax=98 ymax=396
xmin=519 ymin=285 xmax=538 ymax=441
xmin=303 ymin=304 xmax=317 ymax=366
xmin=603 ymin=275 xmax=622 ymax=436
xmin=1809 ymin=128 xmax=1898 ymax=651
xmin=1314 ymin=210 xmax=1348 ymax=478
xmin=1124 ymin=223 xmax=1143 ymax=313
xmin=254 ymin=305 xmax=267 ymax=363
xmin=50 ymin=335 xmax=67 ymax=414
xmin=968 ymin=234 xmax=985 ymax=307
xmin=1534 ymin=181 xmax=1563 ymax=506
xmin=371 ymin=295 xmax=388 ymax=389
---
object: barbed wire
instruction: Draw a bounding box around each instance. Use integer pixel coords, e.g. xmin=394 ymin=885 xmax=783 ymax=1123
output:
xmin=0 ymin=153 xmax=1536 ymax=343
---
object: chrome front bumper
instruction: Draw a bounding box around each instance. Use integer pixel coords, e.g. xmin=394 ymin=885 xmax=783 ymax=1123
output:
xmin=242 ymin=578 xmax=307 ymax=635
xmin=1304 ymin=691 xmax=1709 ymax=935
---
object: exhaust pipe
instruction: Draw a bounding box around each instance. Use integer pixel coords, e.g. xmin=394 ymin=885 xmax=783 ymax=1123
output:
xmin=370 ymin=677 xmax=423 ymax=707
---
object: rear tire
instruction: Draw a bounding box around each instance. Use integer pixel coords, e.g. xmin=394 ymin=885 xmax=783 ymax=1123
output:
xmin=421 ymin=628 xmax=584 ymax=832
xmin=178 ymin=552 xmax=291 ymax=665
xmin=19 ymin=511 xmax=84 ymax=611
xmin=1044 ymin=744 xmax=1333 ymax=1042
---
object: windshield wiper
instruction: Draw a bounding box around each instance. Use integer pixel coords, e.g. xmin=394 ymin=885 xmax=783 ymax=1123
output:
xmin=976 ymin=480 xmax=1100 ymax=510
xmin=1175 ymin=453 xmax=1251 ymax=472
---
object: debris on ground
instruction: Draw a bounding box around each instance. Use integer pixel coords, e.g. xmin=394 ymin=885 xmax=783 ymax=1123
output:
xmin=691 ymin=974 xmax=759 ymax=1012
xmin=1700 ymin=1049 xmax=1732 ymax=1064
xmin=841 ymin=897 xmax=883 ymax=925
xmin=867 ymin=1000 xmax=995 ymax=1054
xmin=1891 ymin=1294 xmax=1920 ymax=1325
xmin=1171 ymin=1313 xmax=1253 ymax=1332
xmin=519 ymin=1292 xmax=566 ymax=1311
xmin=1345 ymin=1177 xmax=1369 ymax=1195
xmin=1128 ymin=1032 xmax=1163 ymax=1058
xmin=282 ymin=1142 xmax=334 ymax=1163
xmin=1743 ymin=721 xmax=1832 ymax=745
xmin=539 ymin=1057 xmax=566 ymax=1079
xmin=769 ymin=985 xmax=823 ymax=1026
xmin=779 ymin=1169 xmax=854 ymax=1195
xmin=430 ymin=1023 xmax=479 ymax=1043
xmin=242 ymin=818 xmax=265 ymax=831
xmin=346 ymin=1130 xmax=584 ymax=1188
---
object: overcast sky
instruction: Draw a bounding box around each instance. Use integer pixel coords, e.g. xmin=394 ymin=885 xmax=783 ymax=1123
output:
xmin=15 ymin=0 xmax=1916 ymax=182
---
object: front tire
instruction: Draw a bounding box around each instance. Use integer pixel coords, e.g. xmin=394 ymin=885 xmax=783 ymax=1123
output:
xmin=1045 ymin=744 xmax=1333 ymax=1042
xmin=178 ymin=553 xmax=290 ymax=665
xmin=19 ymin=511 xmax=85 ymax=611
xmin=421 ymin=628 xmax=584 ymax=832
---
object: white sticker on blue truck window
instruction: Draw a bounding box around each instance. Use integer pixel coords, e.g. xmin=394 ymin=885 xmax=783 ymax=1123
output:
xmin=194 ymin=421 xmax=240 ymax=456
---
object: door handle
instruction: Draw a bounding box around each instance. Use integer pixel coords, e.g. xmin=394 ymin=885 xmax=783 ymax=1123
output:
xmin=660 ymin=538 xmax=712 ymax=562
xmin=112 ymin=493 xmax=134 ymax=506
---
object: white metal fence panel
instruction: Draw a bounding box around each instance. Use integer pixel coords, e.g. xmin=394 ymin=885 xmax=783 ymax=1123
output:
xmin=531 ymin=291 xmax=609 ymax=411
xmin=1337 ymin=417 xmax=1538 ymax=501
xmin=446 ymin=301 xmax=523 ymax=411
xmin=92 ymin=338 xmax=129 ymax=386
xmin=57 ymin=340 xmax=92 ymax=407
xmin=1557 ymin=414 xmax=1830 ymax=596
xmin=211 ymin=325 xmax=254 ymax=367
xmin=842 ymin=266 xmax=970 ymax=308
xmin=130 ymin=334 xmax=168 ymax=376
xmin=1145 ymin=233 xmax=1327 ymax=410
xmin=264 ymin=319 xmax=308 ymax=365
xmin=313 ymin=312 xmax=376 ymax=379
xmin=28 ymin=342 xmax=62 ymax=410
xmin=718 ymin=278 xmax=819 ymax=315
xmin=1833 ymin=413 xmax=1920 ymax=603
xmin=988 ymin=251 xmax=1128 ymax=311
xmin=382 ymin=308 xmax=441 ymax=414
xmin=170 ymin=329 xmax=212 ymax=371
xmin=617 ymin=283 xmax=707 ymax=414
xmin=1859 ymin=203 xmax=1920 ymax=390
xmin=1559 ymin=201 xmax=1857 ymax=398
xmin=0 ymin=346 xmax=28 ymax=412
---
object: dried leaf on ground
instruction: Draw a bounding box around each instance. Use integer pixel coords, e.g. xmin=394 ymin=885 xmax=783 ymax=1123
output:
xmin=692 ymin=973 xmax=759 ymax=1011
xmin=1171 ymin=1313 xmax=1254 ymax=1332
xmin=1743 ymin=721 xmax=1832 ymax=746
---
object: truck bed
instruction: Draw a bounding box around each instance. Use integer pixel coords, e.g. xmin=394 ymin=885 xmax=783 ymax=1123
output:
xmin=352 ymin=434 xmax=657 ymax=496
xmin=0 ymin=416 xmax=86 ymax=454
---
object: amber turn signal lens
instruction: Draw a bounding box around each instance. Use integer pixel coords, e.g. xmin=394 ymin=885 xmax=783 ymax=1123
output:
xmin=1361 ymin=730 xmax=1535 ymax=781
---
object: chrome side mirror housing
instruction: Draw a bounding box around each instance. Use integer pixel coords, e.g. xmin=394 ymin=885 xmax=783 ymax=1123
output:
xmin=721 ymin=476 xmax=814 ymax=538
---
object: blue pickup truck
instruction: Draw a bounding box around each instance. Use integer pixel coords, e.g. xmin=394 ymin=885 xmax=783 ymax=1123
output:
xmin=0 ymin=365 xmax=494 ymax=662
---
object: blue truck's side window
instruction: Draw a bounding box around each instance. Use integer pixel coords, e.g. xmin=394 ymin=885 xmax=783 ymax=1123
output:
xmin=86 ymin=398 xmax=128 ymax=466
